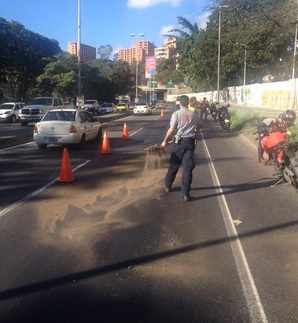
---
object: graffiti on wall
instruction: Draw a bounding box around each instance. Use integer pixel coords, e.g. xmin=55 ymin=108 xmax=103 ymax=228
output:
xmin=166 ymin=78 xmax=297 ymax=109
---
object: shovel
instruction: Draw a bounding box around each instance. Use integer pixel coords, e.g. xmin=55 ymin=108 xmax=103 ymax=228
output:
xmin=143 ymin=140 xmax=173 ymax=153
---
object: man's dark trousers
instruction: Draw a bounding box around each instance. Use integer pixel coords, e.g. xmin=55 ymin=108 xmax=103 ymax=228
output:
xmin=165 ymin=140 xmax=195 ymax=197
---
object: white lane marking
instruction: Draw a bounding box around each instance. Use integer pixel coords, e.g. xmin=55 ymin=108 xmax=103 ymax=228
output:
xmin=0 ymin=141 xmax=34 ymax=152
xmin=129 ymin=127 xmax=143 ymax=136
xmin=1 ymin=125 xmax=142 ymax=217
xmin=0 ymin=160 xmax=91 ymax=218
xmin=201 ymin=133 xmax=268 ymax=323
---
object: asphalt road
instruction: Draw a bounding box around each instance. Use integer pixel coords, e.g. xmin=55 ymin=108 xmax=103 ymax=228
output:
xmin=0 ymin=108 xmax=298 ymax=322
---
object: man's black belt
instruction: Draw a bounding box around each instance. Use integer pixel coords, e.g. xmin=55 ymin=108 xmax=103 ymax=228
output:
xmin=180 ymin=137 xmax=195 ymax=142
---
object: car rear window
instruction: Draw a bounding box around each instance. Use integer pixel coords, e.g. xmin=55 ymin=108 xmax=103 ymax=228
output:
xmin=43 ymin=111 xmax=76 ymax=121
xmin=27 ymin=98 xmax=53 ymax=106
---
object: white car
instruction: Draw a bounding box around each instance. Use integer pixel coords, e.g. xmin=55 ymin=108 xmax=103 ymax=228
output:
xmin=97 ymin=103 xmax=117 ymax=114
xmin=33 ymin=109 xmax=102 ymax=149
xmin=133 ymin=101 xmax=152 ymax=115
xmin=83 ymin=99 xmax=99 ymax=114
xmin=0 ymin=102 xmax=24 ymax=123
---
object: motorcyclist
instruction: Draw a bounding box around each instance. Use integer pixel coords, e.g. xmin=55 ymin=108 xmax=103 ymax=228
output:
xmin=188 ymin=97 xmax=199 ymax=113
xmin=200 ymin=97 xmax=208 ymax=120
xmin=257 ymin=109 xmax=296 ymax=163
xmin=279 ymin=109 xmax=296 ymax=129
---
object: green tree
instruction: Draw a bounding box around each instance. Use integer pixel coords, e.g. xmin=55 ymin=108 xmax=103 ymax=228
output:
xmin=34 ymin=53 xmax=78 ymax=100
xmin=167 ymin=17 xmax=206 ymax=91
xmin=0 ymin=18 xmax=61 ymax=100
xmin=166 ymin=0 xmax=298 ymax=91
xmin=97 ymin=45 xmax=113 ymax=59
xmin=90 ymin=58 xmax=133 ymax=101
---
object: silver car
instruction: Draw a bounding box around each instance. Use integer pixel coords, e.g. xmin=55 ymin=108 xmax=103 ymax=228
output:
xmin=97 ymin=103 xmax=117 ymax=114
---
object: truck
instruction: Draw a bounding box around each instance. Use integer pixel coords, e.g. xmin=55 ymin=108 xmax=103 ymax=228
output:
xmin=82 ymin=99 xmax=99 ymax=114
xmin=19 ymin=97 xmax=64 ymax=126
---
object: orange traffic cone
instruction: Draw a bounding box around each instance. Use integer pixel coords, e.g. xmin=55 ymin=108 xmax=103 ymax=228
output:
xmin=161 ymin=109 xmax=164 ymax=117
xmin=122 ymin=122 xmax=129 ymax=140
xmin=57 ymin=148 xmax=74 ymax=182
xmin=101 ymin=131 xmax=112 ymax=154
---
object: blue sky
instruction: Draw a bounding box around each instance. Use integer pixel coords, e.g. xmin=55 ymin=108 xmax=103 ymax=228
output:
xmin=2 ymin=0 xmax=211 ymax=56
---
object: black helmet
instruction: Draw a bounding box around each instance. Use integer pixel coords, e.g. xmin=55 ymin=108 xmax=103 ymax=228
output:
xmin=282 ymin=109 xmax=296 ymax=127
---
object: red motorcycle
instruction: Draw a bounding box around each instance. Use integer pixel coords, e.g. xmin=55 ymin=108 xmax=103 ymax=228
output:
xmin=261 ymin=129 xmax=298 ymax=190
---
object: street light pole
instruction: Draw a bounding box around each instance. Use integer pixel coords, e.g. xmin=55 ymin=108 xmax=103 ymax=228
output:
xmin=292 ymin=12 xmax=298 ymax=110
xmin=212 ymin=5 xmax=229 ymax=106
xmin=243 ymin=44 xmax=247 ymax=104
xmin=131 ymin=33 xmax=145 ymax=101
xmin=78 ymin=0 xmax=81 ymax=100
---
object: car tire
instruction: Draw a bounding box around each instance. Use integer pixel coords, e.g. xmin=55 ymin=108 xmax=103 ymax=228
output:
xmin=38 ymin=144 xmax=47 ymax=149
xmin=78 ymin=134 xmax=86 ymax=149
xmin=96 ymin=128 xmax=103 ymax=141
xmin=20 ymin=121 xmax=28 ymax=126
xmin=10 ymin=115 xmax=17 ymax=123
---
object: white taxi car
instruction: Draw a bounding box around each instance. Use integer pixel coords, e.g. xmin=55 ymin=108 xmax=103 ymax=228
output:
xmin=33 ymin=109 xmax=102 ymax=149
xmin=133 ymin=101 xmax=152 ymax=116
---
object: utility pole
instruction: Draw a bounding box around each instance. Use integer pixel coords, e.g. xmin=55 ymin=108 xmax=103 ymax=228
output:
xmin=243 ymin=45 xmax=247 ymax=104
xmin=131 ymin=33 xmax=145 ymax=101
xmin=78 ymin=0 xmax=82 ymax=103
xmin=211 ymin=5 xmax=229 ymax=106
xmin=292 ymin=11 xmax=298 ymax=110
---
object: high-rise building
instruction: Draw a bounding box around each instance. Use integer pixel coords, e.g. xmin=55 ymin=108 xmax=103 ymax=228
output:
xmin=163 ymin=37 xmax=177 ymax=49
xmin=118 ymin=40 xmax=156 ymax=65
xmin=67 ymin=42 xmax=96 ymax=61
xmin=154 ymin=38 xmax=177 ymax=60
xmin=154 ymin=46 xmax=176 ymax=59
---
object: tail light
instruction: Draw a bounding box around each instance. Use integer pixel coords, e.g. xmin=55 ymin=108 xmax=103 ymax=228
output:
xmin=33 ymin=125 xmax=38 ymax=133
xmin=69 ymin=125 xmax=77 ymax=133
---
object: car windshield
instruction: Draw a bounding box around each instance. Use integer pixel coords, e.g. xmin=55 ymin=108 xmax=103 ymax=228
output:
xmin=27 ymin=98 xmax=53 ymax=106
xmin=42 ymin=111 xmax=76 ymax=121
xmin=0 ymin=104 xmax=13 ymax=110
xmin=100 ymin=103 xmax=111 ymax=107
xmin=136 ymin=102 xmax=147 ymax=106
xmin=85 ymin=100 xmax=95 ymax=104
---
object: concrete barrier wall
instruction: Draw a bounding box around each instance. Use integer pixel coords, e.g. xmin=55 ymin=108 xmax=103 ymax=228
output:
xmin=167 ymin=78 xmax=298 ymax=110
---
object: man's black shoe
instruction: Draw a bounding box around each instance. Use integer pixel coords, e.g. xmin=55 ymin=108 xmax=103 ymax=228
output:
xmin=183 ymin=195 xmax=191 ymax=202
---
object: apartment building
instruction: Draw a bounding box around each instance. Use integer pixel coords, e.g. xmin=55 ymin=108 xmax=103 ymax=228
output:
xmin=67 ymin=42 xmax=96 ymax=62
xmin=154 ymin=38 xmax=177 ymax=59
xmin=164 ymin=37 xmax=177 ymax=49
xmin=118 ymin=40 xmax=156 ymax=65
xmin=154 ymin=46 xmax=176 ymax=59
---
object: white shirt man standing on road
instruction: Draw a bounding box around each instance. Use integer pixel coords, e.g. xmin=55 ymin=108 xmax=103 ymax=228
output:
xmin=161 ymin=95 xmax=203 ymax=202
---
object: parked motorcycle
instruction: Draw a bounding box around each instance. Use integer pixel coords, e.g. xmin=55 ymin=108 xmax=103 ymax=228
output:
xmin=218 ymin=104 xmax=231 ymax=132
xmin=209 ymin=102 xmax=218 ymax=121
xmin=261 ymin=128 xmax=298 ymax=190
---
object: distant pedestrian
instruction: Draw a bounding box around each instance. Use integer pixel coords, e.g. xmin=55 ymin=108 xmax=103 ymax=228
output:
xmin=161 ymin=95 xmax=203 ymax=202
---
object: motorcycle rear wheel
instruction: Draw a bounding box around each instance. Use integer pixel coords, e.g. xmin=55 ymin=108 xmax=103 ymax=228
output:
xmin=220 ymin=121 xmax=230 ymax=132
xmin=280 ymin=166 xmax=298 ymax=192
xmin=289 ymin=166 xmax=298 ymax=191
